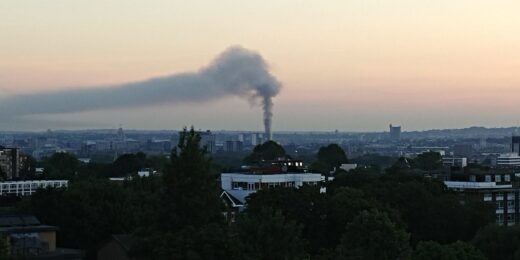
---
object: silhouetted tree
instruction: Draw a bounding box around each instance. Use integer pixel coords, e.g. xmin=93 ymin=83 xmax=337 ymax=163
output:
xmin=335 ymin=209 xmax=411 ymax=260
xmin=42 ymin=152 xmax=80 ymax=179
xmin=233 ymin=208 xmax=307 ymax=260
xmin=315 ymin=144 xmax=348 ymax=173
xmin=473 ymin=225 xmax=520 ymax=260
xmin=159 ymin=127 xmax=224 ymax=230
xmin=413 ymin=240 xmax=486 ymax=260
xmin=414 ymin=151 xmax=442 ymax=171
xmin=244 ymin=141 xmax=287 ymax=163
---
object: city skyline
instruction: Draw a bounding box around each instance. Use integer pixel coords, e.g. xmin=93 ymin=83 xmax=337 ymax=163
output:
xmin=2 ymin=1 xmax=520 ymax=131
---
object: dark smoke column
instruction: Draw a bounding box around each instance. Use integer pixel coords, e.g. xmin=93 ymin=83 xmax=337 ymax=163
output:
xmin=263 ymin=96 xmax=273 ymax=140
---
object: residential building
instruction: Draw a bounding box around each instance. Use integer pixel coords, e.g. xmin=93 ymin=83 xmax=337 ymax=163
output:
xmin=220 ymin=160 xmax=322 ymax=219
xmin=389 ymin=124 xmax=401 ymax=140
xmin=0 ymin=147 xmax=20 ymax=179
xmin=497 ymin=153 xmax=520 ymax=168
xmin=442 ymin=157 xmax=468 ymax=168
xmin=224 ymin=140 xmax=243 ymax=153
xmin=0 ymin=213 xmax=83 ymax=259
xmin=0 ymin=180 xmax=68 ymax=196
xmin=444 ymin=171 xmax=519 ymax=226
xmin=339 ymin=163 xmax=358 ymax=172
xmin=513 ymin=136 xmax=520 ymax=155
xmin=199 ymin=130 xmax=216 ymax=154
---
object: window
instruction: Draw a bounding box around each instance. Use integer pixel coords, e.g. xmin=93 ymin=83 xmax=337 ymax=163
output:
xmin=485 ymin=175 xmax=491 ymax=182
xmin=497 ymin=213 xmax=504 ymax=224
xmin=496 ymin=193 xmax=504 ymax=201
xmin=469 ymin=175 xmax=476 ymax=182
xmin=495 ymin=175 xmax=502 ymax=182
xmin=497 ymin=201 xmax=504 ymax=209
xmin=508 ymin=200 xmax=515 ymax=209
xmin=505 ymin=175 xmax=511 ymax=182
xmin=508 ymin=192 xmax=515 ymax=200
xmin=483 ymin=193 xmax=492 ymax=201
xmin=508 ymin=213 xmax=515 ymax=223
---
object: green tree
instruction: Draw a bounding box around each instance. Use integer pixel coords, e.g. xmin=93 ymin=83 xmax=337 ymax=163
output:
xmin=335 ymin=209 xmax=411 ymax=260
xmin=244 ymin=141 xmax=287 ymax=163
xmin=137 ymin=224 xmax=230 ymax=260
xmin=42 ymin=152 xmax=80 ymax=179
xmin=315 ymin=144 xmax=348 ymax=173
xmin=24 ymin=179 xmax=135 ymax=259
xmin=246 ymin=186 xmax=329 ymax=255
xmin=0 ymin=234 xmax=9 ymax=259
xmin=473 ymin=224 xmax=520 ymax=260
xmin=412 ymin=241 xmax=486 ymax=260
xmin=159 ymin=127 xmax=224 ymax=230
xmin=110 ymin=153 xmax=146 ymax=177
xmin=233 ymin=208 xmax=307 ymax=260
xmin=326 ymin=188 xmax=379 ymax=247
xmin=414 ymin=151 xmax=442 ymax=171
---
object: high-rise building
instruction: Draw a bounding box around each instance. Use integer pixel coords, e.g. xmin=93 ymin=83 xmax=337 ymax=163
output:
xmin=225 ymin=140 xmax=243 ymax=153
xmin=389 ymin=124 xmax=401 ymax=140
xmin=512 ymin=136 xmax=520 ymax=155
xmin=0 ymin=147 xmax=20 ymax=179
xmin=199 ymin=130 xmax=216 ymax=154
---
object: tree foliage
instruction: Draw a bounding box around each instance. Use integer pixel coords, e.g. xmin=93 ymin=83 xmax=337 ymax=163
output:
xmin=233 ymin=208 xmax=306 ymax=260
xmin=42 ymin=152 xmax=80 ymax=179
xmin=413 ymin=241 xmax=486 ymax=260
xmin=334 ymin=209 xmax=411 ymax=260
xmin=244 ymin=141 xmax=287 ymax=163
xmin=316 ymin=144 xmax=348 ymax=171
xmin=472 ymin=224 xmax=520 ymax=260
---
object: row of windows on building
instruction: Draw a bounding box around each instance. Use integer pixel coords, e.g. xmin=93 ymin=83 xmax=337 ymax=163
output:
xmin=477 ymin=174 xmax=512 ymax=183
xmin=484 ymin=192 xmax=516 ymax=201
xmin=0 ymin=181 xmax=67 ymax=195
xmin=495 ymin=200 xmax=516 ymax=210
xmin=231 ymin=181 xmax=318 ymax=191
xmin=496 ymin=213 xmax=516 ymax=225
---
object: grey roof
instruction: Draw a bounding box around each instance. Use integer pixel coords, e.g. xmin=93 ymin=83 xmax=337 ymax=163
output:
xmin=0 ymin=213 xmax=58 ymax=234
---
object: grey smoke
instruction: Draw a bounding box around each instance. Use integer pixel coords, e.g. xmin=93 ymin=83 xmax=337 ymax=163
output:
xmin=0 ymin=46 xmax=281 ymax=135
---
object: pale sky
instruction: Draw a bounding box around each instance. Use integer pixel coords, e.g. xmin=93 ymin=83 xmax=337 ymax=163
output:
xmin=2 ymin=0 xmax=520 ymax=131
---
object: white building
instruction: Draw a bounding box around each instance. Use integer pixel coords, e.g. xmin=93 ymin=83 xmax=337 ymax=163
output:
xmin=221 ymin=172 xmax=322 ymax=207
xmin=497 ymin=153 xmax=520 ymax=167
xmin=442 ymin=157 xmax=468 ymax=168
xmin=339 ymin=163 xmax=358 ymax=172
xmin=0 ymin=180 xmax=68 ymax=196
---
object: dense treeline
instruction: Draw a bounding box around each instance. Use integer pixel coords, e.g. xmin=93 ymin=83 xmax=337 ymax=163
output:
xmin=9 ymin=129 xmax=520 ymax=259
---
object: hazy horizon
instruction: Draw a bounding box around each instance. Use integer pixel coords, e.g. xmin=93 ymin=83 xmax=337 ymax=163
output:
xmin=2 ymin=1 xmax=520 ymax=131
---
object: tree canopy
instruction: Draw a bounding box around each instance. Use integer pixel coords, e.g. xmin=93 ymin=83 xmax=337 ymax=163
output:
xmin=311 ymin=144 xmax=348 ymax=174
xmin=244 ymin=140 xmax=287 ymax=163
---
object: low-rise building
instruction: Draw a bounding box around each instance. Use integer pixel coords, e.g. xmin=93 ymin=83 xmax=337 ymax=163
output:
xmin=444 ymin=171 xmax=519 ymax=226
xmin=0 ymin=180 xmax=68 ymax=196
xmin=497 ymin=153 xmax=520 ymax=168
xmin=0 ymin=213 xmax=83 ymax=259
xmin=220 ymin=160 xmax=323 ymax=220
xmin=442 ymin=157 xmax=468 ymax=168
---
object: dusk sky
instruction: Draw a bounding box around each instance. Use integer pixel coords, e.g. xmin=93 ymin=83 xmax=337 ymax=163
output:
xmin=2 ymin=0 xmax=520 ymax=132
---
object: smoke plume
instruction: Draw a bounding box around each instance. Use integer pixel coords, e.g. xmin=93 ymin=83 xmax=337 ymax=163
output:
xmin=0 ymin=46 xmax=281 ymax=135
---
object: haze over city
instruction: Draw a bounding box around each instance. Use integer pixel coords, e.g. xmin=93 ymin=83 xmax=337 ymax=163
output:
xmin=2 ymin=0 xmax=520 ymax=131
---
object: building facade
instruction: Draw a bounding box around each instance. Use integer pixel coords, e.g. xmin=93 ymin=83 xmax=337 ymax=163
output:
xmin=445 ymin=172 xmax=520 ymax=226
xmin=0 ymin=180 xmax=68 ymax=196
xmin=0 ymin=147 xmax=20 ymax=179
xmin=497 ymin=153 xmax=520 ymax=168
xmin=442 ymin=157 xmax=468 ymax=168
